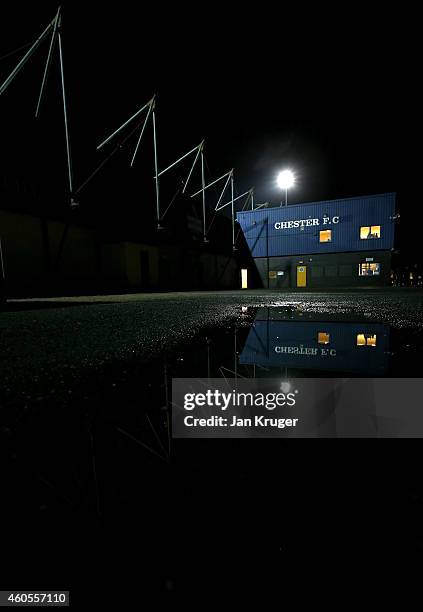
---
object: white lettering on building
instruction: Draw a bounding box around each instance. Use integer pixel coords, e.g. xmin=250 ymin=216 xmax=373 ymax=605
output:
xmin=274 ymin=216 xmax=340 ymax=230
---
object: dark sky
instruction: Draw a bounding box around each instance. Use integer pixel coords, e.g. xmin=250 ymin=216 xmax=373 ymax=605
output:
xmin=0 ymin=2 xmax=420 ymax=254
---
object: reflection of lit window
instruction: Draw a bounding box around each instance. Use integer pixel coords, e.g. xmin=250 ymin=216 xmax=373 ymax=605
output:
xmin=318 ymin=332 xmax=330 ymax=344
xmin=357 ymin=333 xmax=377 ymax=346
xmin=360 ymin=225 xmax=381 ymax=239
xmin=359 ymin=262 xmax=380 ymax=276
xmin=320 ymin=229 xmax=332 ymax=242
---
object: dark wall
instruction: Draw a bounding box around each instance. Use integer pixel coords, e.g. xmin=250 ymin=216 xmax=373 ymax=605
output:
xmin=254 ymin=250 xmax=392 ymax=288
xmin=0 ymin=210 xmax=240 ymax=297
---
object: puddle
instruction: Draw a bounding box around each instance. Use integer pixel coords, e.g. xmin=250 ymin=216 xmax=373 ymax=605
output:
xmin=1 ymin=294 xmax=423 ymax=587
xmin=1 ymin=296 xmax=422 ymax=521
xmin=167 ymin=305 xmax=422 ymax=382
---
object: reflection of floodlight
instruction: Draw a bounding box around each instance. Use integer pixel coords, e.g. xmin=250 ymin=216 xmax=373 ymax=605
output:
xmin=277 ymin=169 xmax=295 ymax=205
xmin=280 ymin=381 xmax=291 ymax=393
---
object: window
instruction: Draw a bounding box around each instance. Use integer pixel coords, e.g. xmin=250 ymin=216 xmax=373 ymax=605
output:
xmin=268 ymin=270 xmax=277 ymax=279
xmin=318 ymin=332 xmax=330 ymax=344
xmin=360 ymin=225 xmax=381 ymax=239
xmin=320 ymin=229 xmax=332 ymax=242
xmin=357 ymin=334 xmax=377 ymax=347
xmin=359 ymin=262 xmax=380 ymax=276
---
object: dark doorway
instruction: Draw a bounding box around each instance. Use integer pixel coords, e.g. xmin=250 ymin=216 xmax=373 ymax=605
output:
xmin=159 ymin=255 xmax=172 ymax=290
xmin=140 ymin=251 xmax=151 ymax=288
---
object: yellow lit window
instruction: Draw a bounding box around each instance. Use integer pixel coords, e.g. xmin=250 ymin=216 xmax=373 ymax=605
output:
xmin=360 ymin=225 xmax=381 ymax=239
xmin=319 ymin=229 xmax=332 ymax=242
xmin=318 ymin=332 xmax=330 ymax=344
xmin=357 ymin=333 xmax=377 ymax=346
xmin=359 ymin=262 xmax=380 ymax=276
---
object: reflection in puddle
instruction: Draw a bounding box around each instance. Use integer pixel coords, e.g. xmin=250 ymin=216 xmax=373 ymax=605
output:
xmin=175 ymin=303 xmax=422 ymax=381
xmin=239 ymin=307 xmax=390 ymax=375
xmin=1 ymin=298 xmax=422 ymax=523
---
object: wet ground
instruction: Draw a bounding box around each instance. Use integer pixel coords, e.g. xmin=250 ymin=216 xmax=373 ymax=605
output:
xmin=1 ymin=288 xmax=423 ymax=599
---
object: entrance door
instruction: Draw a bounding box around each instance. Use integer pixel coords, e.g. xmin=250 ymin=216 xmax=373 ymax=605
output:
xmin=241 ymin=268 xmax=248 ymax=289
xmin=296 ymin=265 xmax=307 ymax=287
xmin=140 ymin=251 xmax=151 ymax=288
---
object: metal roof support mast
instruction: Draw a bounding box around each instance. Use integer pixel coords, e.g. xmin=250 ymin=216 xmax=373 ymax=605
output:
xmin=0 ymin=11 xmax=58 ymax=95
xmin=95 ymin=94 xmax=157 ymax=217
xmin=155 ymin=140 xmax=206 ymax=239
xmin=191 ymin=168 xmax=235 ymax=247
xmin=152 ymin=103 xmax=161 ymax=230
xmin=35 ymin=6 xmax=61 ymax=118
xmin=215 ymin=184 xmax=255 ymax=251
xmin=200 ymin=148 xmax=207 ymax=242
xmin=0 ymin=6 xmax=76 ymax=207
xmin=57 ymin=11 xmax=75 ymax=205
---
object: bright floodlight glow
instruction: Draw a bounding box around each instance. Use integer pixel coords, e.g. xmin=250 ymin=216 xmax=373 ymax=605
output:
xmin=277 ymin=170 xmax=295 ymax=190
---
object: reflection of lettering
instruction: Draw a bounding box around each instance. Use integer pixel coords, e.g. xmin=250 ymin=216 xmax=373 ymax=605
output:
xmin=321 ymin=348 xmax=337 ymax=356
xmin=275 ymin=346 xmax=337 ymax=356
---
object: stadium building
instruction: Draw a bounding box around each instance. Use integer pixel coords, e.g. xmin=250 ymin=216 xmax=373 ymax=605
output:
xmin=237 ymin=193 xmax=396 ymax=288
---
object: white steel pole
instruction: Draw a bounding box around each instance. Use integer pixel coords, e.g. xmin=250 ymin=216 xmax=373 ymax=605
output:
xmin=130 ymin=99 xmax=153 ymax=167
xmin=0 ymin=17 xmax=55 ymax=95
xmin=152 ymin=107 xmax=161 ymax=228
xmin=217 ymin=189 xmax=253 ymax=211
xmin=191 ymin=169 xmax=232 ymax=199
xmin=97 ymin=98 xmax=153 ymax=151
xmin=231 ymin=171 xmax=235 ymax=251
xmin=35 ymin=7 xmax=60 ymax=117
xmin=0 ymin=238 xmax=5 ymax=280
xmin=156 ymin=142 xmax=202 ymax=178
xmin=182 ymin=141 xmax=203 ymax=194
xmin=214 ymin=171 xmax=233 ymax=211
xmin=201 ymin=149 xmax=207 ymax=242
xmin=57 ymin=24 xmax=74 ymax=198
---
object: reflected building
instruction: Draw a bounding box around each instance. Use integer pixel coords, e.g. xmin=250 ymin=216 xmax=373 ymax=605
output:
xmin=239 ymin=308 xmax=390 ymax=375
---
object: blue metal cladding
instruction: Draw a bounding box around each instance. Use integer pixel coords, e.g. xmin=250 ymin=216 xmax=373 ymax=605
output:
xmin=237 ymin=193 xmax=396 ymax=258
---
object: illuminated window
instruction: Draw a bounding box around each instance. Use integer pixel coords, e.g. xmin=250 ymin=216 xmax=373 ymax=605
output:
xmin=268 ymin=270 xmax=277 ymax=279
xmin=357 ymin=333 xmax=377 ymax=346
xmin=319 ymin=229 xmax=332 ymax=242
xmin=360 ymin=225 xmax=381 ymax=239
xmin=359 ymin=262 xmax=380 ymax=276
xmin=318 ymin=332 xmax=330 ymax=344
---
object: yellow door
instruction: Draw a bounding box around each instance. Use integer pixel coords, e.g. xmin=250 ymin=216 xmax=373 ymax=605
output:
xmin=296 ymin=265 xmax=307 ymax=287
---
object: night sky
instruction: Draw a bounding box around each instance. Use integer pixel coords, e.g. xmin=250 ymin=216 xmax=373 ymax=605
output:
xmin=0 ymin=2 xmax=419 ymax=256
